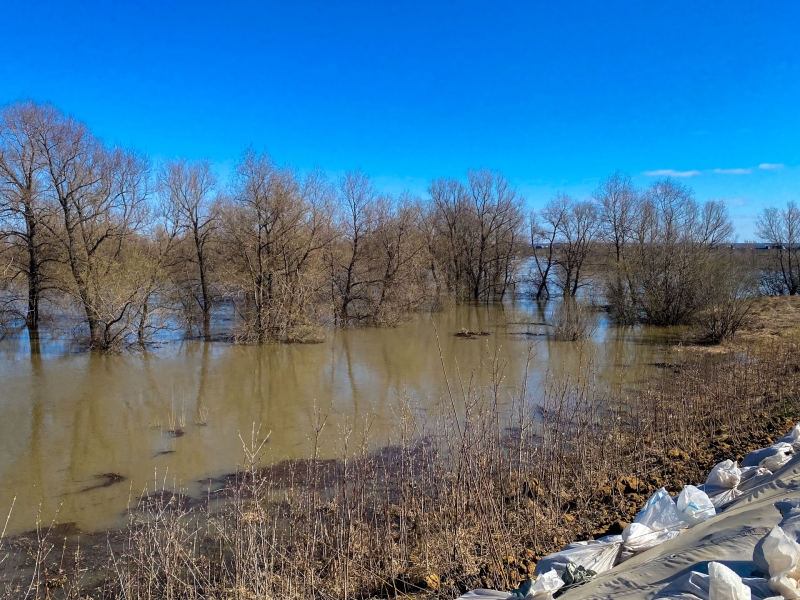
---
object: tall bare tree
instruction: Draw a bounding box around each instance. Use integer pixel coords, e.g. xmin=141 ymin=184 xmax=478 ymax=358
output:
xmin=158 ymin=159 xmax=218 ymax=339
xmin=529 ymin=203 xmax=565 ymax=300
xmin=547 ymin=194 xmax=598 ymax=297
xmin=369 ymin=193 xmax=428 ymax=322
xmin=463 ymin=169 xmax=524 ymax=301
xmin=331 ymin=170 xmax=377 ymax=325
xmin=428 ymin=177 xmax=469 ymax=297
xmin=223 ymin=151 xmax=334 ymax=341
xmin=0 ymin=102 xmax=58 ymax=329
xmin=594 ymin=171 xmax=637 ymax=263
xmin=37 ymin=112 xmax=149 ymax=350
xmin=593 ymin=172 xmax=639 ymax=320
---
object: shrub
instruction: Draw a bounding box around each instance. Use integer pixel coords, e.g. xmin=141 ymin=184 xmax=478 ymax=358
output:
xmin=550 ymin=299 xmax=600 ymax=341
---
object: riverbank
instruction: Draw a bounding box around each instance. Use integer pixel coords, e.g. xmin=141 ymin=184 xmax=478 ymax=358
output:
xmin=674 ymin=294 xmax=800 ymax=355
xmin=2 ymin=331 xmax=799 ymax=599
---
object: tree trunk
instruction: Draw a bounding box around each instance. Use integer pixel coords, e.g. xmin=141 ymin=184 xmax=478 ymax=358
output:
xmin=25 ymin=206 xmax=41 ymax=329
xmin=195 ymin=233 xmax=211 ymax=340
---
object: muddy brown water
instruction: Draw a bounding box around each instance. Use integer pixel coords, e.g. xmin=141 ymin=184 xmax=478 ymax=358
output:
xmin=0 ymin=302 xmax=677 ymax=535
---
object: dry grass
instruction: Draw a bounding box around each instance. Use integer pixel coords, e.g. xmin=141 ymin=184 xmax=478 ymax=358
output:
xmin=738 ymin=295 xmax=800 ymax=343
xmin=675 ymin=294 xmax=800 ymax=355
xmin=2 ymin=338 xmax=800 ymax=599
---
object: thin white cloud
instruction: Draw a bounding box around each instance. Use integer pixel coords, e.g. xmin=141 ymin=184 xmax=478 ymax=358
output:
xmin=723 ymin=197 xmax=747 ymax=207
xmin=644 ymin=169 xmax=702 ymax=177
xmin=758 ymin=163 xmax=785 ymax=171
xmin=713 ymin=168 xmax=751 ymax=175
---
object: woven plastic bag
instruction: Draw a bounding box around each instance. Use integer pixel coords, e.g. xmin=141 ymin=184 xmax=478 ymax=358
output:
xmin=677 ymin=485 xmax=716 ymax=526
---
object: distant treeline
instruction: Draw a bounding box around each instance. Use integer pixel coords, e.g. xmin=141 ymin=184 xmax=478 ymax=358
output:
xmin=1 ymin=101 xmax=798 ymax=350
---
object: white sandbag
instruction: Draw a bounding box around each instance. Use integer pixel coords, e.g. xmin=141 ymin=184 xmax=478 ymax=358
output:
xmin=760 ymin=444 xmax=794 ymax=473
xmin=619 ymin=488 xmax=686 ymax=561
xmin=708 ymin=561 xmax=752 ymax=600
xmin=743 ymin=442 xmax=794 ymax=470
xmin=753 ymin=501 xmax=800 ymax=576
xmin=743 ymin=447 xmax=782 ymax=468
xmin=529 ymin=570 xmax=565 ymax=597
xmin=636 ymin=487 xmax=686 ymax=531
xmin=753 ymin=525 xmax=800 ymax=599
xmin=620 ymin=523 xmax=681 ymax=560
xmin=533 ymin=535 xmax=623 ymax=576
xmin=762 ymin=526 xmax=800 ymax=576
xmin=706 ymin=488 xmax=744 ymax=509
xmin=701 ymin=461 xmax=769 ymax=509
xmin=677 ymin=485 xmax=716 ymax=526
xmin=778 ymin=423 xmax=800 ymax=449
xmin=706 ymin=460 xmax=741 ymax=489
xmin=740 ymin=467 xmax=773 ymax=488
xmin=770 ymin=575 xmax=800 ymax=599
xmin=457 ymin=571 xmax=564 ymax=600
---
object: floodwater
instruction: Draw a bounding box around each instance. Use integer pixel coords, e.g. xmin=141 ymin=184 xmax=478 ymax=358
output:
xmin=0 ymin=302 xmax=677 ymax=535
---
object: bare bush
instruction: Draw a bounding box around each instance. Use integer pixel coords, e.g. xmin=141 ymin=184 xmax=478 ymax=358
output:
xmin=694 ymin=254 xmax=758 ymax=343
xmin=549 ymin=299 xmax=600 ymax=341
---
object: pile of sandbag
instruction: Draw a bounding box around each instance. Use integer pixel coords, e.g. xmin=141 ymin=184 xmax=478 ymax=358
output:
xmin=457 ymin=422 xmax=800 ymax=599
xmin=533 ymin=485 xmax=716 ymax=580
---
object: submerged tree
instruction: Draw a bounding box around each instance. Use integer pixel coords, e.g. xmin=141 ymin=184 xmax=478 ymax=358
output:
xmin=593 ymin=171 xmax=639 ymax=322
xmin=427 ymin=177 xmax=469 ymax=298
xmin=0 ymin=102 xmax=59 ymax=329
xmin=222 ymin=151 xmax=334 ymax=342
xmin=158 ymin=159 xmax=218 ymax=338
xmin=757 ymin=201 xmax=800 ymax=295
xmin=37 ymin=111 xmax=150 ymax=350
xmin=529 ymin=204 xmax=564 ymax=300
xmin=463 ymin=169 xmax=525 ymax=300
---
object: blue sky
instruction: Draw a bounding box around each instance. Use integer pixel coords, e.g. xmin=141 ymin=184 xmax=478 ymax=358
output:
xmin=2 ymin=1 xmax=799 ymax=239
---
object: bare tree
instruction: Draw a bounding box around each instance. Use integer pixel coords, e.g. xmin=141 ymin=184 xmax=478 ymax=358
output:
xmin=330 ymin=170 xmax=377 ymax=325
xmin=549 ymin=194 xmax=598 ymax=297
xmin=756 ymin=201 xmax=800 ymax=295
xmin=36 ymin=113 xmax=150 ymax=350
xmin=369 ymin=193 xmax=428 ymax=322
xmin=428 ymin=177 xmax=469 ymax=297
xmin=593 ymin=171 xmax=638 ymax=321
xmin=594 ymin=171 xmax=637 ymax=263
xmin=463 ymin=169 xmax=524 ymax=301
xmin=0 ymin=102 xmax=59 ymax=329
xmin=529 ymin=204 xmax=565 ymax=300
xmin=158 ymin=159 xmax=218 ymax=339
xmin=625 ymin=179 xmax=734 ymax=325
xmin=222 ymin=151 xmax=334 ymax=342
xmin=133 ymin=191 xmax=183 ymax=345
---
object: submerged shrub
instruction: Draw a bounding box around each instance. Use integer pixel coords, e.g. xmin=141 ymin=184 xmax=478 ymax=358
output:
xmin=550 ymin=300 xmax=600 ymax=341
